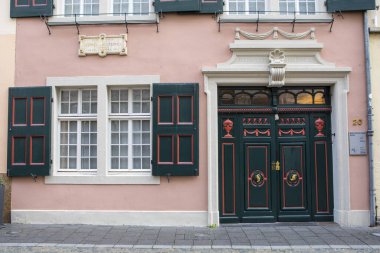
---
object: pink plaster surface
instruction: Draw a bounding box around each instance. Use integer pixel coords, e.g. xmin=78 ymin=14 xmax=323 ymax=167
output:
xmin=13 ymin=13 xmax=369 ymax=211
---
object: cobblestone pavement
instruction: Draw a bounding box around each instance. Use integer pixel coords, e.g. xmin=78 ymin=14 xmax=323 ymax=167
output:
xmin=0 ymin=222 xmax=379 ymax=252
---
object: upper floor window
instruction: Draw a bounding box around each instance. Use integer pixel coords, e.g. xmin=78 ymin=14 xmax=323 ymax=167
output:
xmin=64 ymin=0 xmax=100 ymax=16
xmin=228 ymin=0 xmax=265 ymax=15
xmin=280 ymin=0 xmax=315 ymax=15
xmin=113 ymin=0 xmax=150 ymax=15
xmin=226 ymin=0 xmax=318 ymax=15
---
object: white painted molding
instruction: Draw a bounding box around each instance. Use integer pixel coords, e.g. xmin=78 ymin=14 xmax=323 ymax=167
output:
xmin=335 ymin=210 xmax=370 ymax=227
xmin=12 ymin=210 xmax=208 ymax=226
xmin=235 ymin=27 xmax=316 ymax=40
xmin=202 ymin=39 xmax=354 ymax=227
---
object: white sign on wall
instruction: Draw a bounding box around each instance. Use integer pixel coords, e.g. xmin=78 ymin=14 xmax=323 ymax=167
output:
xmin=79 ymin=34 xmax=127 ymax=57
xmin=349 ymin=132 xmax=367 ymax=155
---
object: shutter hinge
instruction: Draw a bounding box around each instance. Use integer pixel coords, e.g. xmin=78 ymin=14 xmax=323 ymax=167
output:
xmin=151 ymin=97 xmax=153 ymax=101
xmin=50 ymin=159 xmax=53 ymax=164
xmin=51 ymin=98 xmax=54 ymax=103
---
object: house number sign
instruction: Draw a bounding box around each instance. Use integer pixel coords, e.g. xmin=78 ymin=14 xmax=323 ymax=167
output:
xmin=349 ymin=132 xmax=367 ymax=155
xmin=79 ymin=34 xmax=127 ymax=57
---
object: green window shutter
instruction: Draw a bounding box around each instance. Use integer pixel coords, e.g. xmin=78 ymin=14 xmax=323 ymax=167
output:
xmin=152 ymin=83 xmax=199 ymax=176
xmin=200 ymin=0 xmax=223 ymax=14
xmin=7 ymin=86 xmax=51 ymax=177
xmin=154 ymin=0 xmax=200 ymax=13
xmin=10 ymin=0 xmax=53 ymax=18
xmin=327 ymin=0 xmax=376 ymax=12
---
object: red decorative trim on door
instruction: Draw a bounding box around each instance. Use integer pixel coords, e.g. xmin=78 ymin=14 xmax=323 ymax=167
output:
xmin=242 ymin=117 xmax=270 ymax=125
xmin=30 ymin=97 xmax=46 ymax=126
xmin=29 ymin=136 xmax=45 ymax=165
xmin=243 ymin=129 xmax=271 ymax=137
xmin=222 ymin=143 xmax=236 ymax=215
xmin=157 ymin=96 xmax=174 ymax=125
xmin=157 ymin=135 xmax=174 ymax=164
xmin=315 ymin=141 xmax=330 ymax=213
xmin=278 ymin=129 xmax=305 ymax=136
xmin=314 ymin=118 xmax=326 ymax=137
xmin=223 ymin=119 xmax=234 ymax=138
xmin=12 ymin=97 xmax=28 ymax=127
xmin=177 ymin=95 xmax=194 ymax=125
xmin=278 ymin=107 xmax=331 ymax=113
xmin=15 ymin=0 xmax=30 ymax=7
xmin=177 ymin=134 xmax=194 ymax=165
xmin=218 ymin=108 xmax=273 ymax=113
xmin=11 ymin=136 xmax=27 ymax=166
xmin=279 ymin=117 xmax=306 ymax=125
xmin=33 ymin=0 xmax=48 ymax=6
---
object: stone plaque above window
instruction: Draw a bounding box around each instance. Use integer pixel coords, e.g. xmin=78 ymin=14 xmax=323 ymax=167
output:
xmin=78 ymin=34 xmax=127 ymax=57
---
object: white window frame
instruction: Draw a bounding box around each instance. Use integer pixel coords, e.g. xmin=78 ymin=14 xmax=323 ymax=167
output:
xmin=63 ymin=0 xmax=100 ymax=16
xmin=58 ymin=88 xmax=98 ymax=172
xmin=45 ymin=75 xmax=160 ymax=185
xmin=48 ymin=0 xmax=156 ymax=25
xmin=108 ymin=87 xmax=151 ymax=173
xmin=223 ymin=0 xmax=330 ymax=20
xmin=111 ymin=0 xmax=151 ymax=16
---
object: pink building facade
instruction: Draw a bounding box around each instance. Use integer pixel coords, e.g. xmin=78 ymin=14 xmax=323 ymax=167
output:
xmin=8 ymin=0 xmax=375 ymax=227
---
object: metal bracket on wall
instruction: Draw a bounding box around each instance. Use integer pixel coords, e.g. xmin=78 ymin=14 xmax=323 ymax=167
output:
xmin=41 ymin=15 xmax=51 ymax=35
xmin=217 ymin=11 xmax=335 ymax=33
xmin=41 ymin=13 xmax=160 ymax=35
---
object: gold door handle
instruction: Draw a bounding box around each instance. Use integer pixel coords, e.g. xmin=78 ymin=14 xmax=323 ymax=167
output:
xmin=272 ymin=161 xmax=281 ymax=171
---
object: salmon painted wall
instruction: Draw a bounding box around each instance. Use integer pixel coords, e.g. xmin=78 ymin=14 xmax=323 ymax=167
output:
xmin=0 ymin=0 xmax=16 ymax=222
xmin=13 ymin=13 xmax=369 ymax=211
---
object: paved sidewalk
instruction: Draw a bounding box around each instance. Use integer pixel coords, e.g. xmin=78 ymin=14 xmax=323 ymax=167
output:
xmin=0 ymin=222 xmax=379 ymax=252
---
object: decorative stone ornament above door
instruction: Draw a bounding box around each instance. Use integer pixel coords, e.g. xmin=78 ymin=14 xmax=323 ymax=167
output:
xmin=269 ymin=49 xmax=286 ymax=87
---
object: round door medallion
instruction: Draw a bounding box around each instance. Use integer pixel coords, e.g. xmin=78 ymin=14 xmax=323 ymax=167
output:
xmin=286 ymin=170 xmax=301 ymax=187
xmin=250 ymin=170 xmax=265 ymax=187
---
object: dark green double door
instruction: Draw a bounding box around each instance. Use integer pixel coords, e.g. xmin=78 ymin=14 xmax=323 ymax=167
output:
xmin=219 ymin=113 xmax=333 ymax=223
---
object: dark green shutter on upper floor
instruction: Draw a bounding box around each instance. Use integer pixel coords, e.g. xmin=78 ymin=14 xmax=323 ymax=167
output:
xmin=326 ymin=0 xmax=376 ymax=12
xmin=154 ymin=0 xmax=223 ymax=13
xmin=152 ymin=83 xmax=199 ymax=176
xmin=10 ymin=0 xmax=53 ymax=18
xmin=7 ymin=86 xmax=51 ymax=177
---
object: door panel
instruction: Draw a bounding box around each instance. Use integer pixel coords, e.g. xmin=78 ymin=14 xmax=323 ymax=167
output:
xmin=279 ymin=143 xmax=307 ymax=210
xmin=246 ymin=144 xmax=270 ymax=210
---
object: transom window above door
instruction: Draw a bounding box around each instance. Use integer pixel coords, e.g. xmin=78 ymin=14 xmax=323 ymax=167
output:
xmin=218 ymin=87 xmax=329 ymax=106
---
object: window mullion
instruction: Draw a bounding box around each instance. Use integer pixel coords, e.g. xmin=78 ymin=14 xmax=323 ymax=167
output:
xmin=77 ymin=120 xmax=81 ymax=171
xmin=128 ymin=89 xmax=133 ymax=169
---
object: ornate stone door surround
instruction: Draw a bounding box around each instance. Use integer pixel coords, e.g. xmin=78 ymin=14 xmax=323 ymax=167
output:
xmin=202 ymin=35 xmax=361 ymax=226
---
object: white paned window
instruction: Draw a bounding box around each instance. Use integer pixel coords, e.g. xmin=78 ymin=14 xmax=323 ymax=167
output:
xmin=279 ymin=0 xmax=295 ymax=14
xmin=225 ymin=0 xmax=320 ymax=16
xmin=279 ymin=0 xmax=315 ymax=15
xmin=299 ymin=0 xmax=315 ymax=14
xmin=229 ymin=0 xmax=265 ymax=14
xmin=47 ymin=76 xmax=160 ymax=185
xmin=113 ymin=0 xmax=150 ymax=15
xmin=64 ymin=0 xmax=99 ymax=16
xmin=59 ymin=89 xmax=98 ymax=171
xmin=109 ymin=88 xmax=151 ymax=171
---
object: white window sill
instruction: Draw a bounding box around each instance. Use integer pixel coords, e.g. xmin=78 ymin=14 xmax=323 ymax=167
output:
xmin=218 ymin=13 xmax=333 ymax=23
xmin=47 ymin=15 xmax=159 ymax=26
xmin=45 ymin=174 xmax=160 ymax=185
